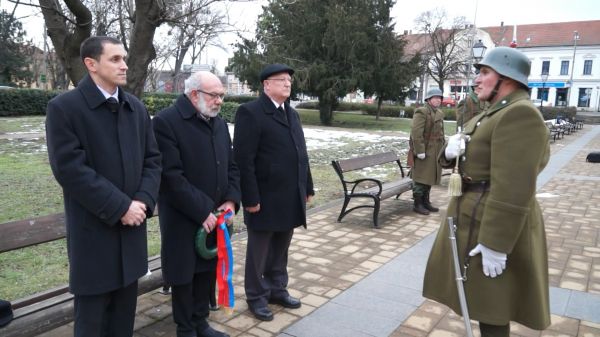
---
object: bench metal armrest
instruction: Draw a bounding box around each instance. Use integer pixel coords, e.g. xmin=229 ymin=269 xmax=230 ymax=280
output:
xmin=344 ymin=178 xmax=383 ymax=196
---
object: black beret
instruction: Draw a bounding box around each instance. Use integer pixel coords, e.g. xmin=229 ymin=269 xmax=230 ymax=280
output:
xmin=259 ymin=63 xmax=294 ymax=82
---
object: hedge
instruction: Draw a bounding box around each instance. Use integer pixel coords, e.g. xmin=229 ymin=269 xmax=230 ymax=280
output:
xmin=0 ymin=89 xmax=250 ymax=117
xmin=0 ymin=89 xmax=60 ymax=116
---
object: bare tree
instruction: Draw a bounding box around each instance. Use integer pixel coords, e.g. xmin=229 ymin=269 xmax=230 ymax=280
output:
xmin=9 ymin=0 xmax=243 ymax=97
xmin=414 ymin=8 xmax=469 ymax=94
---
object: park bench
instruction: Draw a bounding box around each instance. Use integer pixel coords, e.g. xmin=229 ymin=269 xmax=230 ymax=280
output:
xmin=0 ymin=213 xmax=165 ymax=337
xmin=331 ymin=151 xmax=413 ymax=228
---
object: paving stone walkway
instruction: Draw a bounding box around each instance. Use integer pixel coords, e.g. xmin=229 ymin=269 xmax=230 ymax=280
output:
xmin=37 ymin=125 xmax=600 ymax=337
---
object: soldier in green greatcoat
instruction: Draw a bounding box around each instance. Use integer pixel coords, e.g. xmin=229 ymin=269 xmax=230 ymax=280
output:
xmin=409 ymin=88 xmax=445 ymax=215
xmin=456 ymin=84 xmax=487 ymax=131
xmin=423 ymin=47 xmax=551 ymax=336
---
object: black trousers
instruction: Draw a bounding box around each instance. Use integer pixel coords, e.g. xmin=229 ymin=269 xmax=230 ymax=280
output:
xmin=171 ymin=271 xmax=211 ymax=337
xmin=244 ymin=228 xmax=294 ymax=309
xmin=73 ymin=280 xmax=138 ymax=337
xmin=479 ymin=322 xmax=510 ymax=337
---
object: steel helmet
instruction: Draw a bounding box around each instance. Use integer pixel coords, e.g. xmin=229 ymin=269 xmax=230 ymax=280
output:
xmin=474 ymin=46 xmax=530 ymax=88
xmin=425 ymin=88 xmax=443 ymax=100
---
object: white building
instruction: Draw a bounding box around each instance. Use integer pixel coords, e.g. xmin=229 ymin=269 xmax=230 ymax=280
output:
xmin=405 ymin=20 xmax=600 ymax=113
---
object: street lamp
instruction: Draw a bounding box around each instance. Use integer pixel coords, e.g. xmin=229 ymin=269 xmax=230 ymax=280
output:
xmin=566 ymin=31 xmax=580 ymax=107
xmin=472 ymin=39 xmax=487 ymax=63
xmin=540 ymin=73 xmax=549 ymax=112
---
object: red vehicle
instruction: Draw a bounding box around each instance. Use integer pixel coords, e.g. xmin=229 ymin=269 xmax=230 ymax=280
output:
xmin=442 ymin=96 xmax=457 ymax=107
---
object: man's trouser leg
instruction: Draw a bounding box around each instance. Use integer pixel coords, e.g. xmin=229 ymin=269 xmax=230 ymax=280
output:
xmin=479 ymin=322 xmax=510 ymax=337
xmin=74 ymin=280 xmax=138 ymax=337
xmin=412 ymin=182 xmax=430 ymax=215
xmin=172 ymin=271 xmax=211 ymax=337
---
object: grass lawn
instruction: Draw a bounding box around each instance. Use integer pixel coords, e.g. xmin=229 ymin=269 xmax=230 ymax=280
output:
xmin=0 ymin=112 xmax=454 ymax=301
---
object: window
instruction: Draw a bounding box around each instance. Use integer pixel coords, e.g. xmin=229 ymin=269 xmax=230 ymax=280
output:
xmin=537 ymin=88 xmax=549 ymax=101
xmin=578 ymin=88 xmax=591 ymax=107
xmin=560 ymin=61 xmax=569 ymax=75
xmin=583 ymin=60 xmax=593 ymax=75
xmin=541 ymin=61 xmax=550 ymax=75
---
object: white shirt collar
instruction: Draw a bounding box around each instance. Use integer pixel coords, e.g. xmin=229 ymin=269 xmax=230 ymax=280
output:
xmin=97 ymin=85 xmax=119 ymax=101
xmin=270 ymin=99 xmax=284 ymax=110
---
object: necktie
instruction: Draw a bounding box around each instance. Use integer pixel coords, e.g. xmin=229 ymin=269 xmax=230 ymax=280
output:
xmin=106 ymin=97 xmax=119 ymax=113
xmin=278 ymin=106 xmax=288 ymax=123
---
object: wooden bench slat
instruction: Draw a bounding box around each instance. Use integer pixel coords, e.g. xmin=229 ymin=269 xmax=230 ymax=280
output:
xmin=336 ymin=151 xmax=400 ymax=172
xmin=0 ymin=213 xmax=66 ymax=253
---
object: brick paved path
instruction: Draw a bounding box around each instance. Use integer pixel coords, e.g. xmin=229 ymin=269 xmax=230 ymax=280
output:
xmin=37 ymin=126 xmax=600 ymax=337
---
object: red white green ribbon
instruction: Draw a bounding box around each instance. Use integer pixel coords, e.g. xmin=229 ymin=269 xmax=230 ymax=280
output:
xmin=216 ymin=209 xmax=235 ymax=313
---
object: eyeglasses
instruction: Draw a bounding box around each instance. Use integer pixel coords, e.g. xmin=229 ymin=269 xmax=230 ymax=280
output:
xmin=267 ymin=77 xmax=293 ymax=84
xmin=197 ymin=89 xmax=225 ymax=100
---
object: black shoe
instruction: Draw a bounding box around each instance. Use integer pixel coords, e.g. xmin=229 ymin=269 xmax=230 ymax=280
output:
xmin=249 ymin=306 xmax=274 ymax=321
xmin=197 ymin=325 xmax=229 ymax=337
xmin=209 ymin=304 xmax=220 ymax=311
xmin=268 ymin=295 xmax=301 ymax=309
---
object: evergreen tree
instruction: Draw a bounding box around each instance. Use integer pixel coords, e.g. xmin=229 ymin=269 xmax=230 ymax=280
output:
xmin=0 ymin=10 xmax=32 ymax=86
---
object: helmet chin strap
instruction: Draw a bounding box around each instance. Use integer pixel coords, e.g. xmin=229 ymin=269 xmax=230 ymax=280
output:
xmin=489 ymin=76 xmax=504 ymax=102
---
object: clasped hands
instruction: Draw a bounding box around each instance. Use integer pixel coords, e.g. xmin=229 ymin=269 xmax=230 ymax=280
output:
xmin=469 ymin=243 xmax=507 ymax=278
xmin=444 ymin=133 xmax=466 ymax=160
xmin=202 ymin=201 xmax=235 ymax=233
xmin=121 ymin=200 xmax=147 ymax=226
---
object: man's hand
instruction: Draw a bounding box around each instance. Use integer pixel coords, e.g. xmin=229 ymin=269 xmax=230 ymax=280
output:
xmin=218 ymin=201 xmax=236 ymax=224
xmin=121 ymin=200 xmax=147 ymax=226
xmin=245 ymin=203 xmax=260 ymax=213
xmin=417 ymin=153 xmax=426 ymax=160
xmin=445 ymin=134 xmax=466 ymax=160
xmin=469 ymin=243 xmax=507 ymax=278
xmin=306 ymin=195 xmax=314 ymax=203
xmin=202 ymin=212 xmax=218 ymax=233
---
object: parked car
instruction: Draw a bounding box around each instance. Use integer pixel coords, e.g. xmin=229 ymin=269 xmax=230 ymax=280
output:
xmin=0 ymin=85 xmax=16 ymax=90
xmin=442 ymin=97 xmax=456 ymax=107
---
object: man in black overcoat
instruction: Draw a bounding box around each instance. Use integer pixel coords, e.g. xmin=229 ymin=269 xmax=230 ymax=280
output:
xmin=153 ymin=71 xmax=240 ymax=337
xmin=233 ymin=64 xmax=314 ymax=321
xmin=45 ymin=36 xmax=161 ymax=337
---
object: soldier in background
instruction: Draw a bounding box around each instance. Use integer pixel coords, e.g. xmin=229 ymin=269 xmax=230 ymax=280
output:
xmin=456 ymin=83 xmax=487 ymax=131
xmin=409 ymin=88 xmax=445 ymax=215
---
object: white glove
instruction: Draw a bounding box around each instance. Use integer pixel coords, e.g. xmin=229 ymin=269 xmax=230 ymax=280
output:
xmin=417 ymin=153 xmax=426 ymax=160
xmin=469 ymin=244 xmax=507 ymax=278
xmin=445 ymin=134 xmax=466 ymax=160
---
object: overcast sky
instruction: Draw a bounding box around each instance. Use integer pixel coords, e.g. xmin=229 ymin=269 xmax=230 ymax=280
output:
xmin=3 ymin=0 xmax=599 ymax=72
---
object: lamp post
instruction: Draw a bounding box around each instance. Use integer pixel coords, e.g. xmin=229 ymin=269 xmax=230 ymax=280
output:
xmin=472 ymin=39 xmax=487 ymax=64
xmin=540 ymin=73 xmax=549 ymax=112
xmin=566 ymin=31 xmax=580 ymax=107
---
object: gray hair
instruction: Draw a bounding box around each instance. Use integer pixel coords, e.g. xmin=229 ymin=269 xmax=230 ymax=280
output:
xmin=184 ymin=71 xmax=211 ymax=95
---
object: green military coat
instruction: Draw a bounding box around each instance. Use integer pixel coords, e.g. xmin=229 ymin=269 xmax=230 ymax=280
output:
xmin=410 ymin=104 xmax=445 ymax=185
xmin=423 ymin=90 xmax=551 ymax=329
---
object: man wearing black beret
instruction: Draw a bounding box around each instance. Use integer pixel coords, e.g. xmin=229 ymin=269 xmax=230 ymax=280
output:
xmin=234 ymin=64 xmax=314 ymax=321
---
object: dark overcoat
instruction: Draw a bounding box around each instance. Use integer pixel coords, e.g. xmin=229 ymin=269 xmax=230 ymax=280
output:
xmin=153 ymin=95 xmax=241 ymax=285
xmin=423 ymin=90 xmax=551 ymax=329
xmin=45 ymin=75 xmax=161 ymax=295
xmin=233 ymin=93 xmax=314 ymax=231
xmin=410 ymin=104 xmax=445 ymax=185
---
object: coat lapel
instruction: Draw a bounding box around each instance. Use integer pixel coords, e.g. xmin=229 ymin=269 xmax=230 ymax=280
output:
xmin=260 ymin=94 xmax=289 ymax=127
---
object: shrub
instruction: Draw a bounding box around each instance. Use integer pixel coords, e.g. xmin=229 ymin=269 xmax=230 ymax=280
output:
xmin=0 ymin=89 xmax=61 ymax=116
xmin=225 ymin=95 xmax=257 ymax=104
xmin=142 ymin=94 xmax=177 ymax=116
xmin=537 ymin=106 xmax=577 ymax=120
xmin=220 ymin=102 xmax=240 ymax=123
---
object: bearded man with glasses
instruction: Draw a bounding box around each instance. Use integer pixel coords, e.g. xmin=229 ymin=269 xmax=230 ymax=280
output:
xmin=153 ymin=71 xmax=240 ymax=337
xmin=234 ymin=63 xmax=314 ymax=321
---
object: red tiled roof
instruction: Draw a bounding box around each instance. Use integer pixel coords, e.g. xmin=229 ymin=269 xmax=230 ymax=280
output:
xmin=481 ymin=20 xmax=600 ymax=48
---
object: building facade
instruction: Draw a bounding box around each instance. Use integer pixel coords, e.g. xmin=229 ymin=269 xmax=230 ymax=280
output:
xmin=407 ymin=20 xmax=600 ymax=112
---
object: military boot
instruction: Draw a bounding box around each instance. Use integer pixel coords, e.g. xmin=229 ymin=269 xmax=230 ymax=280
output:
xmin=423 ymin=192 xmax=439 ymax=212
xmin=413 ymin=195 xmax=430 ymax=215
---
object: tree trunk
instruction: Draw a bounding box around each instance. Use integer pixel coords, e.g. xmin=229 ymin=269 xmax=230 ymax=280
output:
xmin=39 ymin=0 xmax=91 ymax=87
xmin=124 ymin=0 xmax=164 ymax=97
xmin=318 ymin=95 xmax=334 ymax=126
xmin=376 ymin=97 xmax=383 ymax=120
